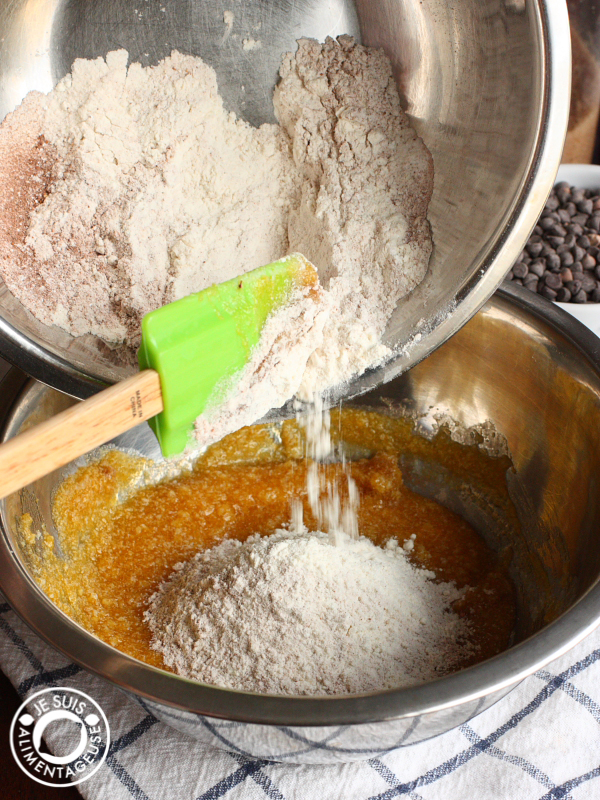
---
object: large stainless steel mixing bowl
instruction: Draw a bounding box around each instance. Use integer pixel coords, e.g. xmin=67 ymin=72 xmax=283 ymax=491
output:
xmin=0 ymin=0 xmax=569 ymax=400
xmin=1 ymin=285 xmax=600 ymax=764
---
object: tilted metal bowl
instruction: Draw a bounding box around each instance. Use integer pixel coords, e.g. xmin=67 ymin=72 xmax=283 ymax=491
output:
xmin=0 ymin=0 xmax=569 ymax=399
xmin=1 ymin=285 xmax=600 ymax=764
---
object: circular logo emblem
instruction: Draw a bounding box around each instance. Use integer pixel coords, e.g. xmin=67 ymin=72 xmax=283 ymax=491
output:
xmin=10 ymin=687 xmax=110 ymax=787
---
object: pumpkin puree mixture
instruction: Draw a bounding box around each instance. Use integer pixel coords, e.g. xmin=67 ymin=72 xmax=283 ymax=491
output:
xmin=21 ymin=408 xmax=516 ymax=683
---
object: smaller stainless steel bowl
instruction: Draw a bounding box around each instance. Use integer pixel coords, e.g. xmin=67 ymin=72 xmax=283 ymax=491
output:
xmin=1 ymin=285 xmax=600 ymax=764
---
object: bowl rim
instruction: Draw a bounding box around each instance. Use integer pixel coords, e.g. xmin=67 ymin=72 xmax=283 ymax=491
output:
xmin=1 ymin=284 xmax=600 ymax=728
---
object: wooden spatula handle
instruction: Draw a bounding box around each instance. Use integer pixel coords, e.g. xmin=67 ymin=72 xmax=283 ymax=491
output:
xmin=0 ymin=369 xmax=163 ymax=500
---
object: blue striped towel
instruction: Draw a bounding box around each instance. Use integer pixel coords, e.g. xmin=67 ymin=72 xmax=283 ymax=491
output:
xmin=1 ymin=594 xmax=600 ymax=799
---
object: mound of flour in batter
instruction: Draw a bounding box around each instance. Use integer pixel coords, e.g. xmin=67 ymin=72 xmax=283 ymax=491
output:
xmin=145 ymin=526 xmax=471 ymax=695
xmin=0 ymin=37 xmax=432 ymax=441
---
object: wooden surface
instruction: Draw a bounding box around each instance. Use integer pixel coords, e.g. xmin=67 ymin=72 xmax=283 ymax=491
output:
xmin=0 ymin=369 xmax=163 ymax=500
xmin=0 ymin=670 xmax=81 ymax=799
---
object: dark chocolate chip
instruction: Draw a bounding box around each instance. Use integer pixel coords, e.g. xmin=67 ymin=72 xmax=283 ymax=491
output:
xmin=582 ymin=253 xmax=596 ymax=269
xmin=526 ymin=242 xmax=543 ymax=258
xmin=543 ymin=210 xmax=560 ymax=222
xmin=577 ymin=199 xmax=594 ymax=215
xmin=581 ymin=275 xmax=598 ymax=292
xmin=588 ymin=215 xmax=600 ymax=231
xmin=540 ymin=285 xmax=557 ymax=300
xmin=529 ymin=260 xmax=546 ymax=277
xmin=558 ymin=208 xmax=572 ymax=223
xmin=560 ymin=251 xmax=574 ymax=266
xmin=556 ymin=287 xmax=571 ymax=302
xmin=544 ymin=272 xmax=562 ymax=290
xmin=513 ymin=262 xmax=529 ymax=279
xmin=572 ymin=214 xmax=589 ymax=226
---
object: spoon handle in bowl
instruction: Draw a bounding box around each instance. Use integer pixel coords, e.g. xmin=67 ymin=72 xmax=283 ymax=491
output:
xmin=0 ymin=370 xmax=163 ymax=499
xmin=0 ymin=255 xmax=323 ymax=498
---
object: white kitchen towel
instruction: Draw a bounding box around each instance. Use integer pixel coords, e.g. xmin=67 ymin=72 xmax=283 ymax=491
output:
xmin=1 ymin=596 xmax=600 ymax=799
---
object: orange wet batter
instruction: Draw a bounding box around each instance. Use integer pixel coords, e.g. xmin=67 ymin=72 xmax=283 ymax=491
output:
xmin=23 ymin=410 xmax=516 ymax=681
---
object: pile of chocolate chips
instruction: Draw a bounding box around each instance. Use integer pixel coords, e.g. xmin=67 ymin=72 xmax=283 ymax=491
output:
xmin=506 ymin=181 xmax=600 ymax=303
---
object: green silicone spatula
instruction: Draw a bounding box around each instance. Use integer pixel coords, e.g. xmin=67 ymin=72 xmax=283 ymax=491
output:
xmin=0 ymin=253 xmax=321 ymax=499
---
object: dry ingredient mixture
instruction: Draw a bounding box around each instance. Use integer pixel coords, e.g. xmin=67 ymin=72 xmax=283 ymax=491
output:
xmin=0 ymin=36 xmax=433 ymax=444
xmin=23 ymin=409 xmax=516 ymax=696
xmin=146 ymin=527 xmax=470 ymax=694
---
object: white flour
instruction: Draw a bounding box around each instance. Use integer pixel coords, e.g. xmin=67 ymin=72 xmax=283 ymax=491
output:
xmin=145 ymin=526 xmax=472 ymax=695
xmin=275 ymin=37 xmax=433 ymax=395
xmin=10 ymin=49 xmax=301 ymax=343
xmin=0 ymin=37 xmax=433 ymax=447
xmin=295 ymin=393 xmax=360 ymax=544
